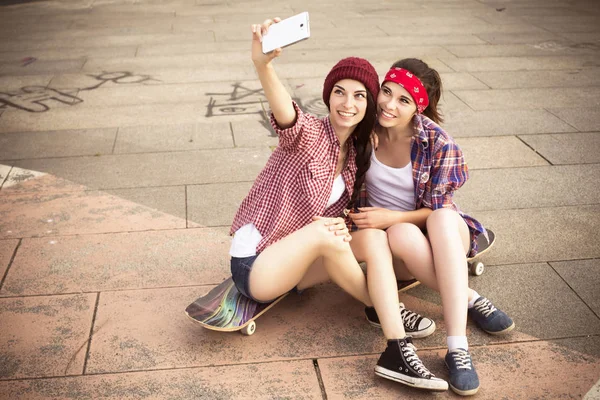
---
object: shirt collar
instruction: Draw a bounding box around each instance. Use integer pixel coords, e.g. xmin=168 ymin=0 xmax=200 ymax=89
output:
xmin=412 ymin=114 xmax=429 ymax=149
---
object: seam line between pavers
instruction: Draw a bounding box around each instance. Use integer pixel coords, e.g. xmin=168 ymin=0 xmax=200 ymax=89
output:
xmin=0 ymin=238 xmax=21 ymax=292
xmin=0 ymin=224 xmax=231 ymax=241
xmin=0 ymin=165 xmax=12 ymax=189
xmin=5 ymin=336 xmax=599 ymax=382
xmin=110 ymin=127 xmax=119 ymax=154
xmin=185 ymin=185 xmax=189 ymax=229
xmin=312 ymin=359 xmax=328 ymax=400
xmin=515 ymin=135 xmax=554 ymax=166
xmin=547 ymin=261 xmax=600 ymax=321
xmin=82 ymin=292 xmax=101 ymax=375
xmin=544 ymin=107 xmax=580 ymax=132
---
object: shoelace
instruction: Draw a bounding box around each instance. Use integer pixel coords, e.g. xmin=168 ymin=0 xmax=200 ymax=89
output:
xmin=450 ymin=350 xmax=473 ymax=370
xmin=474 ymin=297 xmax=497 ymax=318
xmin=399 ymin=304 xmax=420 ymax=329
xmin=402 ymin=343 xmax=434 ymax=378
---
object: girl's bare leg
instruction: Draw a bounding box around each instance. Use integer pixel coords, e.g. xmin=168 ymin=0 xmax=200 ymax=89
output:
xmin=249 ymin=218 xmax=373 ymax=306
xmin=350 ymin=229 xmax=406 ymax=339
xmin=425 ymin=208 xmax=471 ymax=336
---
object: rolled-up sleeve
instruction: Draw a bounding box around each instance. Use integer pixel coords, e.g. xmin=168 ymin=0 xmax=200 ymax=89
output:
xmin=270 ymin=101 xmax=320 ymax=151
xmin=429 ymin=142 xmax=469 ymax=209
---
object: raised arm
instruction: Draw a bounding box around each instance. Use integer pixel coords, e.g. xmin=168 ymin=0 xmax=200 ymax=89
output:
xmin=251 ymin=18 xmax=297 ymax=129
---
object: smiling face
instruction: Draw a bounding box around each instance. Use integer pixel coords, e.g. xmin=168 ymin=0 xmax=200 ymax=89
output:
xmin=328 ymin=79 xmax=368 ymax=132
xmin=377 ymin=81 xmax=418 ymax=129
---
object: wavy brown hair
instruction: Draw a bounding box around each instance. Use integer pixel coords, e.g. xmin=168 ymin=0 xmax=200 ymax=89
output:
xmin=345 ymin=90 xmax=376 ymax=212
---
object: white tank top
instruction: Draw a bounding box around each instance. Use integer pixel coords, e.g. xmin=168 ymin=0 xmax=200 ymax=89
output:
xmin=365 ymin=150 xmax=415 ymax=212
xmin=230 ymin=174 xmax=346 ymax=257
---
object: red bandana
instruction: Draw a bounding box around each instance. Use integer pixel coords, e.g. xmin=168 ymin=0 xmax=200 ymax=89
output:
xmin=383 ymin=67 xmax=429 ymax=113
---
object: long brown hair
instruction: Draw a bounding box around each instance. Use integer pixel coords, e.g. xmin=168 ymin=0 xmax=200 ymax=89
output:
xmin=391 ymin=58 xmax=444 ymax=124
xmin=346 ymin=90 xmax=376 ymax=211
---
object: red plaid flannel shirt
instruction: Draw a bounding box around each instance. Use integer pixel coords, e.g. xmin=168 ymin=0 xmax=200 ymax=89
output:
xmin=231 ymin=101 xmax=357 ymax=254
xmin=350 ymin=114 xmax=486 ymax=256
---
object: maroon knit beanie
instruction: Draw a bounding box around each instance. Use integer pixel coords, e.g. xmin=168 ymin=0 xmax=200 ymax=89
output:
xmin=322 ymin=57 xmax=380 ymax=109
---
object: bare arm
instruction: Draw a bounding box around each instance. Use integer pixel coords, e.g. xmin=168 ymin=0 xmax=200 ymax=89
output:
xmin=348 ymin=206 xmax=432 ymax=230
xmin=251 ymin=19 xmax=296 ymax=128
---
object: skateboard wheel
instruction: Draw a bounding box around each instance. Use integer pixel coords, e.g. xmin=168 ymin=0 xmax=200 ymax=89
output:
xmin=241 ymin=321 xmax=256 ymax=336
xmin=471 ymin=262 xmax=485 ymax=276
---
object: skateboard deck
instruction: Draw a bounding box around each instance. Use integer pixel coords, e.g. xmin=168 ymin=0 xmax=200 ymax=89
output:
xmin=397 ymin=229 xmax=496 ymax=292
xmin=185 ymin=277 xmax=288 ymax=336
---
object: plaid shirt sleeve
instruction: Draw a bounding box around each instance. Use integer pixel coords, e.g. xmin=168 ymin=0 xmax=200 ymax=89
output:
xmin=270 ymin=101 xmax=320 ymax=151
xmin=427 ymin=141 xmax=469 ymax=210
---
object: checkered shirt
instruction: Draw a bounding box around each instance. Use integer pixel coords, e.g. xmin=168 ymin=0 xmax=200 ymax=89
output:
xmin=349 ymin=114 xmax=486 ymax=256
xmin=231 ymin=101 xmax=357 ymax=254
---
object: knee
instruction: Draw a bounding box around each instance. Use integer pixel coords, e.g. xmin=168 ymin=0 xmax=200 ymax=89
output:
xmin=426 ymin=208 xmax=460 ymax=231
xmin=387 ymin=223 xmax=423 ymax=250
xmin=308 ymin=219 xmax=351 ymax=254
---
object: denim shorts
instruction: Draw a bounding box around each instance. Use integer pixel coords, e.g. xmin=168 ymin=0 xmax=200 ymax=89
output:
xmin=230 ymin=254 xmax=267 ymax=303
xmin=231 ymin=254 xmax=304 ymax=303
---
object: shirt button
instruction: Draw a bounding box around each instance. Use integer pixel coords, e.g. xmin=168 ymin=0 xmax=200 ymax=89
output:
xmin=420 ymin=172 xmax=429 ymax=183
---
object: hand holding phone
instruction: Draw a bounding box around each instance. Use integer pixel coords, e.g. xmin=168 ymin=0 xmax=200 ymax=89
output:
xmin=261 ymin=12 xmax=310 ymax=54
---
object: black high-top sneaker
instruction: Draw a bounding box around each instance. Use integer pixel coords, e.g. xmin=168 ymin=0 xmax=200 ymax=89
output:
xmin=375 ymin=337 xmax=448 ymax=391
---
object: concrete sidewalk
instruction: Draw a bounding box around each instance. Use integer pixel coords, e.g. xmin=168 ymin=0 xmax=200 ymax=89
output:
xmin=1 ymin=0 xmax=599 ymax=398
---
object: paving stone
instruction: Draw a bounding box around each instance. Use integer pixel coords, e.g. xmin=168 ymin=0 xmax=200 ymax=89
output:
xmin=0 ymin=59 xmax=85 ymax=76
xmin=0 ymin=164 xmax=11 ymax=188
xmin=458 ymin=136 xmax=547 ymax=169
xmin=8 ymin=147 xmax=271 ymax=189
xmin=551 ymin=259 xmax=600 ymax=317
xmin=468 ymin=263 xmax=600 ymax=339
xmin=0 ymin=74 xmax=53 ymax=91
xmin=444 ymin=109 xmax=574 ymax=137
xmin=0 ymin=182 xmax=186 ymax=239
xmin=561 ymin=32 xmax=600 ymax=43
xmin=467 ymin=205 xmax=600 ymax=265
xmin=453 ymin=87 xmax=600 ymax=111
xmin=380 ymin=22 xmax=546 ymax=37
xmin=0 ymin=46 xmax=137 ymax=63
xmin=441 ymin=55 xmax=600 ymax=72
xmin=86 ymin=284 xmax=384 ymax=373
xmin=0 ymin=101 xmax=261 ymax=133
xmin=187 ymin=182 xmax=253 ymax=227
xmin=519 ymin=132 xmax=600 ymax=165
xmin=114 ymin=122 xmax=233 ymax=154
xmin=444 ymin=42 xmax=600 ymax=57
xmin=318 ymin=337 xmax=600 ymax=399
xmin=0 ymin=360 xmax=322 ymax=399
xmin=2 ymin=166 xmax=46 ymax=190
xmin=104 ymin=186 xmax=186 ymax=220
xmin=1 ymin=169 xmax=87 ymax=195
xmin=473 ymin=68 xmax=600 ymax=89
xmin=0 ymin=128 xmax=117 ymax=160
xmin=475 ymin=31 xmax=572 ymax=44
xmin=456 ymin=164 xmax=599 ymax=211
xmin=1 ymin=228 xmax=230 ymax=296
xmin=548 ymin=107 xmax=600 ymax=132
xmin=0 ymin=239 xmax=18 ymax=287
xmin=231 ymin=120 xmax=277 ymax=148
xmin=0 ymin=34 xmax=217 ymax=52
xmin=0 ymin=293 xmax=96 ymax=379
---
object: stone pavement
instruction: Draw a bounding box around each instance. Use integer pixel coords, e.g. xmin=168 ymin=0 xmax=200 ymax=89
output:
xmin=0 ymin=0 xmax=599 ymax=398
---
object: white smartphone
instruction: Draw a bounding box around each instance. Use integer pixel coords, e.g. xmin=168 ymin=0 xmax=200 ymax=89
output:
xmin=262 ymin=12 xmax=310 ymax=54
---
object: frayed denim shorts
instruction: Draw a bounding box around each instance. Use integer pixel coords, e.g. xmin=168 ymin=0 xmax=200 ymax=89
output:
xmin=230 ymin=254 xmax=268 ymax=303
xmin=230 ymin=254 xmax=303 ymax=303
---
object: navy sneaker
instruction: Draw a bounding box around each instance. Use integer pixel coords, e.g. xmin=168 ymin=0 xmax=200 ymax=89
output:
xmin=445 ymin=348 xmax=479 ymax=396
xmin=375 ymin=337 xmax=448 ymax=391
xmin=468 ymin=296 xmax=515 ymax=335
xmin=365 ymin=303 xmax=436 ymax=338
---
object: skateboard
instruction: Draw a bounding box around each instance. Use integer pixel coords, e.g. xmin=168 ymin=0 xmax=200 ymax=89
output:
xmin=185 ymin=277 xmax=288 ymax=336
xmin=468 ymin=229 xmax=496 ymax=276
xmin=395 ymin=229 xmax=496 ymax=292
